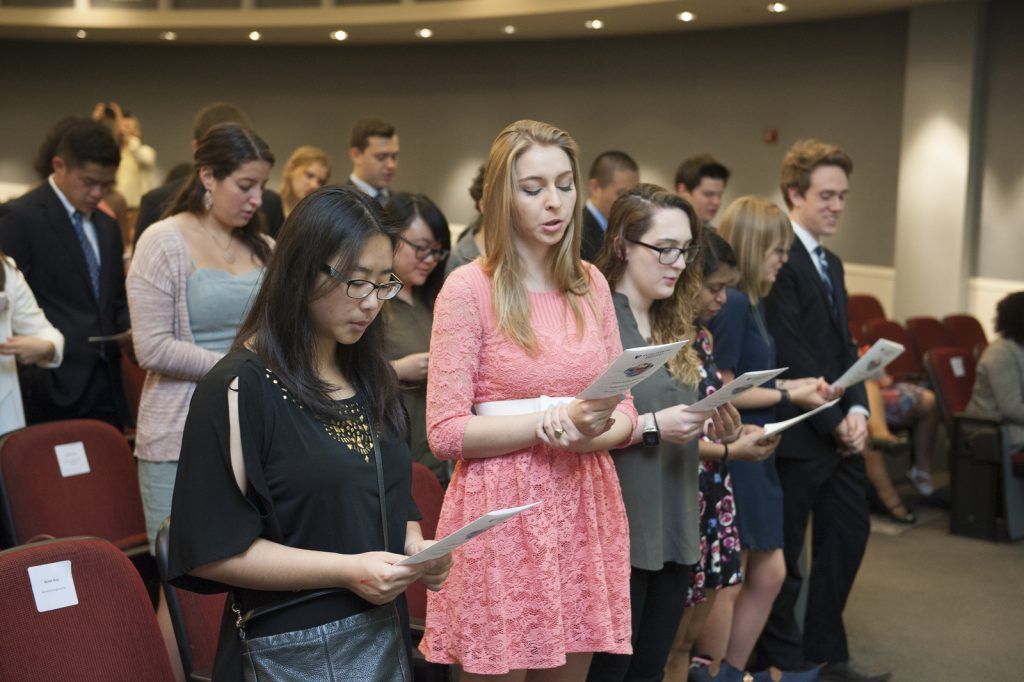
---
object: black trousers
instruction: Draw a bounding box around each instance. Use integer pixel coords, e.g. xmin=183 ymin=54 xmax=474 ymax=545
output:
xmin=588 ymin=562 xmax=691 ymax=682
xmin=755 ymin=454 xmax=870 ymax=669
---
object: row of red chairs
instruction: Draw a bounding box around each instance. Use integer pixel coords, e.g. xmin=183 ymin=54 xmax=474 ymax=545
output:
xmin=0 ymin=417 xmax=448 ymax=680
xmin=846 ymin=294 xmax=989 ymax=382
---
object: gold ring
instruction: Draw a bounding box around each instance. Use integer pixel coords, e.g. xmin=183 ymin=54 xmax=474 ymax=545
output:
xmin=553 ymin=426 xmax=565 ymax=438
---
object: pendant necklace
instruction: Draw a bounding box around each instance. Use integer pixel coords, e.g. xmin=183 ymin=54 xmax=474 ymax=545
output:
xmin=199 ymin=220 xmax=235 ymax=264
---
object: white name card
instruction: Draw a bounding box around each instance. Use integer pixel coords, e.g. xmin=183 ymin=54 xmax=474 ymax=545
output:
xmin=54 ymin=442 xmax=90 ymax=478
xmin=28 ymin=560 xmax=79 ymax=613
xmin=950 ymin=356 xmax=966 ymax=378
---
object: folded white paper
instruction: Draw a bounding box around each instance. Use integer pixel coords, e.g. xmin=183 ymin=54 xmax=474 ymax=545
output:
xmin=832 ymin=339 xmax=905 ymax=390
xmin=28 ymin=560 xmax=79 ymax=613
xmin=87 ymin=329 xmax=131 ymax=343
xmin=396 ymin=501 xmax=542 ymax=566
xmin=577 ymin=340 xmax=688 ymax=400
xmin=54 ymin=441 xmax=90 ymax=478
xmin=683 ymin=368 xmax=788 ymax=412
xmin=762 ymin=399 xmax=841 ymax=437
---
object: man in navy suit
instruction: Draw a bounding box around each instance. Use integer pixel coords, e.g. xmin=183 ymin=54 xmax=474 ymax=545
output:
xmin=581 ymin=150 xmax=639 ymax=262
xmin=761 ymin=139 xmax=889 ymax=681
xmin=0 ymin=120 xmax=131 ymax=429
xmin=346 ymin=117 xmax=399 ymax=205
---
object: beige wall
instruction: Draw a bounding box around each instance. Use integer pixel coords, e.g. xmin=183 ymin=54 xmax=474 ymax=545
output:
xmin=0 ymin=13 xmax=907 ymax=266
xmin=977 ymin=0 xmax=1024 ymax=282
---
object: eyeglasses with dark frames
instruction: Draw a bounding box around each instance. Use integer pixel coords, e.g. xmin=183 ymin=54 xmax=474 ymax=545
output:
xmin=399 ymin=236 xmax=450 ymax=263
xmin=626 ymin=238 xmax=701 ymax=265
xmin=320 ymin=264 xmax=405 ymax=300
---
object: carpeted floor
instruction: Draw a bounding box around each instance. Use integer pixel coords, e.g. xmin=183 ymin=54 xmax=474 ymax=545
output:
xmin=842 ymin=500 xmax=1024 ymax=680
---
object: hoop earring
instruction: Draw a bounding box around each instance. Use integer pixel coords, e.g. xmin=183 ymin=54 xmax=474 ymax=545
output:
xmin=203 ymin=189 xmax=214 ymax=212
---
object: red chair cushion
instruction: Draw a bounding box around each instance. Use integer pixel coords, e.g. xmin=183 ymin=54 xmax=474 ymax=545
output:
xmin=0 ymin=420 xmax=146 ymax=548
xmin=0 ymin=537 xmax=174 ymax=681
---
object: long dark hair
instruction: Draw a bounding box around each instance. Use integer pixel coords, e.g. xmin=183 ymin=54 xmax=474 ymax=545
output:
xmin=698 ymin=228 xmax=737 ymax=278
xmin=166 ymin=122 xmax=274 ymax=264
xmin=384 ymin=192 xmax=451 ymax=310
xmin=234 ymin=185 xmax=405 ymax=436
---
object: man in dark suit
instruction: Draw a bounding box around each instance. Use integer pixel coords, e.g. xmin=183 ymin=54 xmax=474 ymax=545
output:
xmin=675 ymin=153 xmax=730 ymax=230
xmin=134 ymin=102 xmax=284 ymax=242
xmin=761 ymin=140 xmax=889 ymax=681
xmin=581 ymin=151 xmax=639 ymax=262
xmin=0 ymin=120 xmax=130 ymax=428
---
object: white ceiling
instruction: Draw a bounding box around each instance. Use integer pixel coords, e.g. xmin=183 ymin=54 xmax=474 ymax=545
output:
xmin=0 ymin=0 xmax=961 ymax=44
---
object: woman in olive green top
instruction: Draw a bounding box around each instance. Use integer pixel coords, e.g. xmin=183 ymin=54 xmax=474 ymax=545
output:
xmin=384 ymin=193 xmax=452 ymax=483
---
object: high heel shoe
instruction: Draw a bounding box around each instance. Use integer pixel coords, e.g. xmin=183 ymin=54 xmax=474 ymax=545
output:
xmin=882 ymin=500 xmax=916 ymax=524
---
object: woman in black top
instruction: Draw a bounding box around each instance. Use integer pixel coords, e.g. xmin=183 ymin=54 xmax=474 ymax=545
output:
xmin=167 ymin=186 xmax=452 ymax=680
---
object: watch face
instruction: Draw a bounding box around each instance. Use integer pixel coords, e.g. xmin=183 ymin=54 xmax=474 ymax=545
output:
xmin=643 ymin=430 xmax=660 ymax=447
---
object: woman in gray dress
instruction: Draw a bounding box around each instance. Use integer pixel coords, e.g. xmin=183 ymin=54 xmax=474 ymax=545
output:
xmin=586 ymin=184 xmax=743 ymax=681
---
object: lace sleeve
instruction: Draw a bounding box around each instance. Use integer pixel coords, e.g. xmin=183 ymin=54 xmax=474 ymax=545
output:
xmin=590 ymin=265 xmax=638 ymax=430
xmin=426 ymin=267 xmax=485 ymax=460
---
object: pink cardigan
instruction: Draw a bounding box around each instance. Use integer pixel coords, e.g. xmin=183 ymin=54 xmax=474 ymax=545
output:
xmin=126 ymin=218 xmax=265 ymax=462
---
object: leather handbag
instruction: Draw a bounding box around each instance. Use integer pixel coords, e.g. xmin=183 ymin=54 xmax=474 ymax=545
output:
xmin=227 ymin=387 xmax=412 ymax=682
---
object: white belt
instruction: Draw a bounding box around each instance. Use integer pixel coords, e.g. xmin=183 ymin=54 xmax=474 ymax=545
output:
xmin=474 ymin=395 xmax=574 ymax=416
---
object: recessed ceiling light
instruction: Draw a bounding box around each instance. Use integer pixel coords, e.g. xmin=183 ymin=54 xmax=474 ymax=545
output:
xmin=330 ymin=30 xmax=348 ymax=41
xmin=415 ymin=28 xmax=433 ymax=39
xmin=767 ymin=2 xmax=788 ymax=12
xmin=160 ymin=31 xmax=177 ymax=41
xmin=584 ymin=19 xmax=604 ymax=30
xmin=502 ymin=25 xmax=517 ymax=35
xmin=677 ymin=11 xmax=696 ymax=22
xmin=75 ymin=29 xmax=87 ymax=39
xmin=248 ymin=31 xmax=261 ymax=41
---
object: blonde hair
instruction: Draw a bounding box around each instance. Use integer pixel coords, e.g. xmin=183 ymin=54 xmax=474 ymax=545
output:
xmin=596 ymin=183 xmax=702 ymax=385
xmin=718 ymin=196 xmax=793 ymax=303
xmin=481 ymin=120 xmax=593 ymax=351
xmin=280 ymin=145 xmax=331 ymax=213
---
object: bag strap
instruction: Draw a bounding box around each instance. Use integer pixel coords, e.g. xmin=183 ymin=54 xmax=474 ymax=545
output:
xmin=233 ymin=389 xmax=389 ymax=635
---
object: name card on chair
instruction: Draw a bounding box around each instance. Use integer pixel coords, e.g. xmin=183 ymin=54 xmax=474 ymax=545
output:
xmin=54 ymin=442 xmax=90 ymax=478
xmin=28 ymin=560 xmax=79 ymax=612
xmin=950 ymin=356 xmax=966 ymax=378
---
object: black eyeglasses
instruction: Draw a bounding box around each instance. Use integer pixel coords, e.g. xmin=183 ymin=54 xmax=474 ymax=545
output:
xmin=627 ymin=238 xmax=701 ymax=265
xmin=399 ymin=236 xmax=449 ymax=263
xmin=321 ymin=264 xmax=404 ymax=300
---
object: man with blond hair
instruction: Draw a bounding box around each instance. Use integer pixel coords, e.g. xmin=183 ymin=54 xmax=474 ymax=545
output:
xmin=761 ymin=139 xmax=889 ymax=682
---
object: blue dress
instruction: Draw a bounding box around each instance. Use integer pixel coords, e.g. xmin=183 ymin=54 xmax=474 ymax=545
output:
xmin=708 ymin=287 xmax=784 ymax=550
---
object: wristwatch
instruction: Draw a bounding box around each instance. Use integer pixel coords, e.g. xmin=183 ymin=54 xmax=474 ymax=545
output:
xmin=642 ymin=412 xmax=661 ymax=447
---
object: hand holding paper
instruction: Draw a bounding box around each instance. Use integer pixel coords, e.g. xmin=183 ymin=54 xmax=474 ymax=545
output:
xmin=832 ymin=339 xmax=905 ymax=390
xmin=762 ymin=399 xmax=841 ymax=437
xmin=683 ymin=368 xmax=788 ymax=412
xmin=397 ymin=502 xmax=542 ymax=566
xmin=577 ymin=341 xmax=688 ymax=400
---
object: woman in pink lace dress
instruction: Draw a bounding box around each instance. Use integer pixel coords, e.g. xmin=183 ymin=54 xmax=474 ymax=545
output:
xmin=421 ymin=120 xmax=639 ymax=680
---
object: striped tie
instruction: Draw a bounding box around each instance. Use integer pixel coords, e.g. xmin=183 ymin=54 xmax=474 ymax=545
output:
xmin=72 ymin=211 xmax=101 ymax=301
xmin=815 ymin=245 xmax=837 ymax=314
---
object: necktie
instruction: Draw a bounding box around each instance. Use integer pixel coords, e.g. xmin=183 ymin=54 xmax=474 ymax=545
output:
xmin=376 ymin=189 xmax=389 ymax=206
xmin=72 ymin=211 xmax=101 ymax=301
xmin=815 ymin=245 xmax=835 ymax=308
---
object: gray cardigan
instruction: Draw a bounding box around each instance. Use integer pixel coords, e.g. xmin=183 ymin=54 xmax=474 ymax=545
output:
xmin=967 ymin=336 xmax=1024 ymax=450
xmin=611 ymin=292 xmax=700 ymax=570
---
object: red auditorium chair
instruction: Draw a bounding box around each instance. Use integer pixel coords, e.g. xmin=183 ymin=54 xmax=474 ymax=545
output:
xmin=406 ymin=462 xmax=447 ymax=681
xmin=863 ymin=319 xmax=924 ymax=382
xmin=847 ymin=294 xmax=886 ymax=328
xmin=906 ymin=316 xmax=957 ymax=367
xmin=155 ymin=519 xmax=224 ymax=682
xmin=924 ymin=348 xmax=1014 ymax=541
xmin=0 ymin=537 xmax=176 ymax=681
xmin=0 ymin=419 xmax=147 ymax=554
xmin=121 ymin=353 xmax=147 ymax=432
xmin=942 ymin=313 xmax=988 ymax=356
